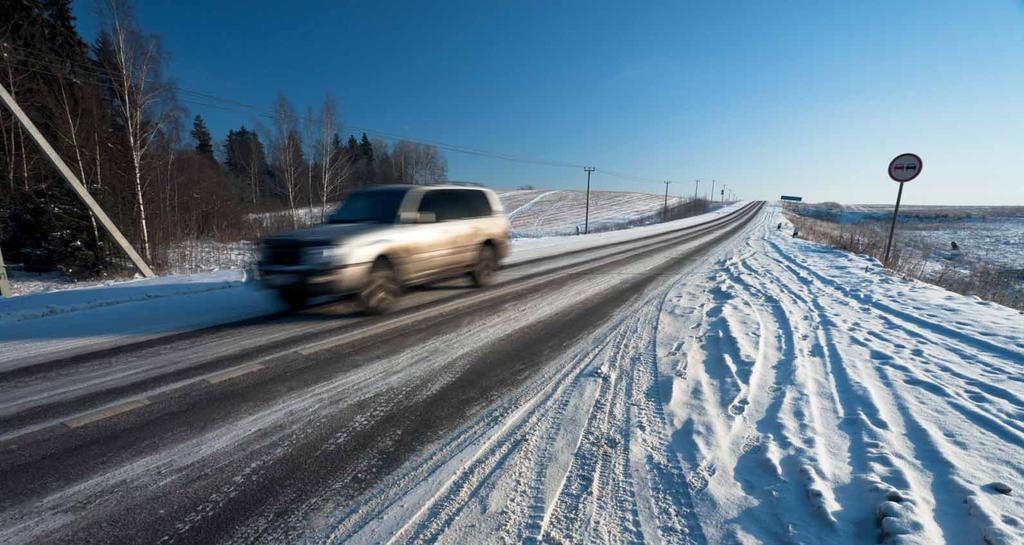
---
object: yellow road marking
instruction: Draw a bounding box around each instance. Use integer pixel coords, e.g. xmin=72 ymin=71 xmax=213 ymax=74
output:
xmin=202 ymin=363 xmax=265 ymax=384
xmin=63 ymin=399 xmax=150 ymax=428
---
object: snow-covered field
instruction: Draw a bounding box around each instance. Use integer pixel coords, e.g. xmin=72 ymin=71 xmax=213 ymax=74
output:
xmin=322 ymin=205 xmax=1024 ymax=545
xmin=499 ymin=189 xmax=688 ymax=237
xmin=789 ymin=203 xmax=1024 ymax=271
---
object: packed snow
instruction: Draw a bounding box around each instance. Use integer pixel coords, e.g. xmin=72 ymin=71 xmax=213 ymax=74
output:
xmin=319 ymin=205 xmax=1024 ymax=545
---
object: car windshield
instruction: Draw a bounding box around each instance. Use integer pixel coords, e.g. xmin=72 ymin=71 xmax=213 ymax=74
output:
xmin=327 ymin=189 xmax=408 ymax=224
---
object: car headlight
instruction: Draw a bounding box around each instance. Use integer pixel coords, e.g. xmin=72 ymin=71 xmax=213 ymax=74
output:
xmin=302 ymin=245 xmax=347 ymax=265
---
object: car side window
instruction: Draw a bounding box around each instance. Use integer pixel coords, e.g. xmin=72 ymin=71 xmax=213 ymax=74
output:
xmin=418 ymin=189 xmax=491 ymax=221
xmin=418 ymin=190 xmax=463 ymax=221
xmin=417 ymin=190 xmax=444 ymax=219
xmin=462 ymin=190 xmax=493 ymax=217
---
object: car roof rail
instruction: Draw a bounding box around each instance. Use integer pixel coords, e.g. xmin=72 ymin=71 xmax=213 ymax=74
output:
xmin=426 ymin=181 xmax=486 ymax=188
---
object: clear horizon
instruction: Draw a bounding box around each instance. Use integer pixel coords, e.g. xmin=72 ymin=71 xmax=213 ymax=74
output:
xmin=71 ymin=0 xmax=1024 ymax=206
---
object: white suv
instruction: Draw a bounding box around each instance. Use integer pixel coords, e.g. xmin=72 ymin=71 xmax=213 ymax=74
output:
xmin=258 ymin=185 xmax=511 ymax=313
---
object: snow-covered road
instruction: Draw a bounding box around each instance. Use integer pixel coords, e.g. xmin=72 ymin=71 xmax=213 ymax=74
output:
xmin=327 ymin=205 xmax=1024 ymax=545
xmin=1 ymin=203 xmax=1020 ymax=545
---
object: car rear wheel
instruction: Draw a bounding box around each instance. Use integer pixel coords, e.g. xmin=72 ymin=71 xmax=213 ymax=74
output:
xmin=470 ymin=245 xmax=498 ymax=287
xmin=360 ymin=259 xmax=400 ymax=314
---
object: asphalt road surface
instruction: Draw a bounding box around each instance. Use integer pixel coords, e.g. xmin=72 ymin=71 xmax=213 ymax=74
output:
xmin=0 ymin=202 xmax=763 ymax=544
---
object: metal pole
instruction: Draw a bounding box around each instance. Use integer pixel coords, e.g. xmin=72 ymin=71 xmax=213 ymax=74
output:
xmin=693 ymin=179 xmax=700 ymax=201
xmin=663 ymin=181 xmax=671 ymax=218
xmin=709 ymin=180 xmax=715 ymax=203
xmin=583 ymin=166 xmax=595 ymax=234
xmin=883 ymin=182 xmax=905 ymax=265
xmin=0 ymin=244 xmax=11 ymax=296
xmin=0 ymin=82 xmax=154 ymax=277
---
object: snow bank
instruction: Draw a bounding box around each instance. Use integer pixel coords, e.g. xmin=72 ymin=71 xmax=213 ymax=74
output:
xmin=658 ymin=205 xmax=1024 ymax=544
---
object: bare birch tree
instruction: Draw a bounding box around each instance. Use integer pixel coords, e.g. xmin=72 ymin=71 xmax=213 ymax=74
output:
xmin=99 ymin=0 xmax=176 ymax=261
xmin=270 ymin=94 xmax=302 ymax=228
xmin=315 ymin=95 xmax=352 ymax=222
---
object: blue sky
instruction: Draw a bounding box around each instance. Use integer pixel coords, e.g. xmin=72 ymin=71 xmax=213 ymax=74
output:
xmin=72 ymin=1 xmax=1024 ymax=205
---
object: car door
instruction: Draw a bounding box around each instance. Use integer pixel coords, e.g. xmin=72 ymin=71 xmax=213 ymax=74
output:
xmin=453 ymin=189 xmax=494 ymax=265
xmin=406 ymin=189 xmax=463 ymax=281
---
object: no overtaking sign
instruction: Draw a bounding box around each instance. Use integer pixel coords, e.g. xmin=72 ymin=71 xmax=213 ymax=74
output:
xmin=883 ymin=152 xmax=923 ymax=264
xmin=888 ymin=153 xmax=922 ymax=183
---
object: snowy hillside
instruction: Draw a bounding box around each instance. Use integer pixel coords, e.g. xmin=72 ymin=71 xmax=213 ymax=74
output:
xmin=499 ymin=189 xmax=688 ymax=237
xmin=256 ymin=188 xmax=691 ymax=238
xmin=327 ymin=205 xmax=1024 ymax=545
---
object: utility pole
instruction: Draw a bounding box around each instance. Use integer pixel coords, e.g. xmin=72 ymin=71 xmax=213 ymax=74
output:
xmin=663 ymin=181 xmax=672 ymax=218
xmin=710 ymin=180 xmax=716 ymax=203
xmin=0 ymin=244 xmax=10 ymax=297
xmin=583 ymin=166 xmax=595 ymax=234
xmin=0 ymin=82 xmax=155 ymax=277
xmin=693 ymin=179 xmax=700 ymax=201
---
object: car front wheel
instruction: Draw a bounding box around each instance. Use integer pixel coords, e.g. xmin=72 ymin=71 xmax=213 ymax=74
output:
xmin=278 ymin=288 xmax=308 ymax=310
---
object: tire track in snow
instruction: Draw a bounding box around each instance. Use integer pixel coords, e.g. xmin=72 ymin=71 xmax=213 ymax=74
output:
xmin=353 ymin=320 xmax=629 ymax=545
xmin=763 ymin=238 xmax=1023 ymax=365
xmin=507 ymin=191 xmax=561 ymax=220
xmin=539 ymin=308 xmax=648 ymax=544
xmin=762 ymin=242 xmax=1024 ymax=447
xmin=756 ymin=227 xmax=991 ymax=543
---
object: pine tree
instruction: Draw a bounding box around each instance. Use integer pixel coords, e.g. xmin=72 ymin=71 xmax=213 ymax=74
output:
xmin=191 ymin=115 xmax=213 ymax=158
xmin=359 ymin=133 xmax=374 ymax=163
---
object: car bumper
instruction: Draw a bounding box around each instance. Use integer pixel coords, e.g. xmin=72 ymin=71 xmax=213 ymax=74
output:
xmin=257 ymin=261 xmax=373 ymax=295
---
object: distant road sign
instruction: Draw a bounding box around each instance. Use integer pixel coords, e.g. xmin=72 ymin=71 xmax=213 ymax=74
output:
xmin=888 ymin=153 xmax=923 ymax=183
xmin=780 ymin=195 xmax=802 ymax=202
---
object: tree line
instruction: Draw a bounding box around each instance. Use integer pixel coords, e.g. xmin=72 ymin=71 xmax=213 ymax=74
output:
xmin=0 ymin=0 xmax=447 ymax=278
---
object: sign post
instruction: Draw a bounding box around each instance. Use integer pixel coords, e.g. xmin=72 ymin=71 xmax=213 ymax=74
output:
xmin=883 ymin=153 xmax=922 ymax=265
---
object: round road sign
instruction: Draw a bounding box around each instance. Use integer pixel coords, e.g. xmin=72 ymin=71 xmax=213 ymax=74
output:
xmin=888 ymin=153 xmax=922 ymax=183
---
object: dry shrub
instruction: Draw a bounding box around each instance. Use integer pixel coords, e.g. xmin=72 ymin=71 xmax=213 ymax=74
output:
xmin=785 ymin=213 xmax=1022 ymax=311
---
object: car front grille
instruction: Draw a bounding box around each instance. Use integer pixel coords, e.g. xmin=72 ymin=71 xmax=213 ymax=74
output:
xmin=262 ymin=244 xmax=303 ymax=266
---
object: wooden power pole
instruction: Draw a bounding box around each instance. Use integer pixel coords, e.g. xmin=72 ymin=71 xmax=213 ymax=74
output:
xmin=0 ymin=243 xmax=10 ymax=296
xmin=0 ymin=82 xmax=154 ymax=278
xmin=583 ymin=166 xmax=595 ymax=234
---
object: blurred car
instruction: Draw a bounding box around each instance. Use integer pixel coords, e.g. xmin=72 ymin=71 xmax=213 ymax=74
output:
xmin=257 ymin=184 xmax=511 ymax=313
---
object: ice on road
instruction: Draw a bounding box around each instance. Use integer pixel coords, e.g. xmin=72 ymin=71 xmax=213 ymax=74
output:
xmin=328 ymin=206 xmax=1024 ymax=545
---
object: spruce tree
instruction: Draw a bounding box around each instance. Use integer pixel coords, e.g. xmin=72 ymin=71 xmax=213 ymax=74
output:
xmin=359 ymin=133 xmax=374 ymax=163
xmin=191 ymin=115 xmax=214 ymax=158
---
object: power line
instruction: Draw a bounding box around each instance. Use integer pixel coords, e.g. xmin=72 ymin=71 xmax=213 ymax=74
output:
xmin=0 ymin=45 xmax=681 ymax=184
